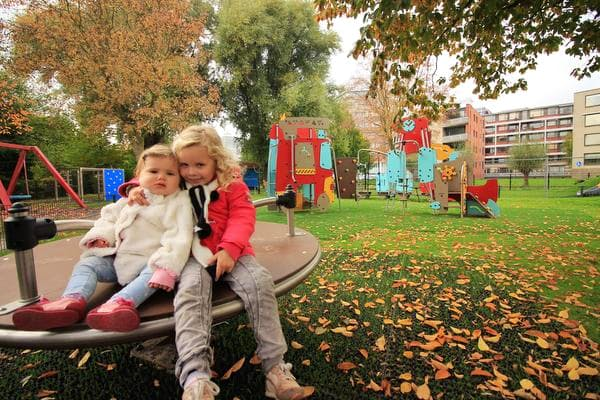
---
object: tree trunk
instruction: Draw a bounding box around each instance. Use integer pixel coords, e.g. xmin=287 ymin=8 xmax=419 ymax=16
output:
xmin=523 ymin=172 xmax=529 ymax=187
xmin=131 ymin=136 xmax=145 ymax=159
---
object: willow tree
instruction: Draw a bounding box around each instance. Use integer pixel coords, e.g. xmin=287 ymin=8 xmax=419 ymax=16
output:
xmin=315 ymin=1 xmax=599 ymax=118
xmin=4 ymin=0 xmax=219 ymax=156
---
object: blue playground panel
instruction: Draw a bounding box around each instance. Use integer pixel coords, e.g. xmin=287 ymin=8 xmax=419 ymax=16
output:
xmin=243 ymin=168 xmax=260 ymax=190
xmin=103 ymin=169 xmax=124 ymax=201
xmin=418 ymin=147 xmax=436 ymax=183
xmin=375 ymin=150 xmax=413 ymax=193
xmin=319 ymin=142 xmax=332 ymax=169
xmin=267 ymin=139 xmax=278 ymax=197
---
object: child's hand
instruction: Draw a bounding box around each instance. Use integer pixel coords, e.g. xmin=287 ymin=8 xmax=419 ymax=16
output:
xmin=127 ymin=186 xmax=150 ymax=206
xmin=208 ymin=250 xmax=235 ymax=281
xmin=87 ymin=239 xmax=109 ymax=248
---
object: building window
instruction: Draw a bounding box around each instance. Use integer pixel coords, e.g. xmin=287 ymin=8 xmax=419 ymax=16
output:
xmin=444 ymin=126 xmax=466 ymax=136
xmin=528 ymin=108 xmax=544 ymax=118
xmin=585 ymin=94 xmax=600 ymax=107
xmin=546 ymin=106 xmax=559 ymax=115
xmin=546 ymin=119 xmax=558 ymax=127
xmin=485 ymin=126 xmax=495 ymax=134
xmin=521 ymin=121 xmax=544 ymax=130
xmin=585 ymin=133 xmax=600 ymax=146
xmin=559 ymin=105 xmax=573 ymax=114
xmin=497 ymin=113 xmax=508 ymax=121
xmin=485 ymin=115 xmax=496 ymax=123
xmin=585 ymin=113 xmax=600 ymax=127
xmin=558 ymin=118 xmax=572 ymax=126
xmin=485 ymin=137 xmax=494 ymax=144
xmin=508 ymin=111 xmax=521 ymax=120
xmin=584 ymin=153 xmax=600 ymax=165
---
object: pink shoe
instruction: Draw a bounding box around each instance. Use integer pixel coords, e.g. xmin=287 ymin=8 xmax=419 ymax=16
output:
xmin=85 ymin=298 xmax=140 ymax=332
xmin=12 ymin=296 xmax=87 ymax=331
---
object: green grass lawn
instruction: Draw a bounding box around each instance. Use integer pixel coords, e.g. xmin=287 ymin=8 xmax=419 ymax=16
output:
xmin=1 ymin=185 xmax=599 ymax=399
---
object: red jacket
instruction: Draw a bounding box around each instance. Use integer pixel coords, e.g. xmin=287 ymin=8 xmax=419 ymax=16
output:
xmin=119 ymin=179 xmax=255 ymax=262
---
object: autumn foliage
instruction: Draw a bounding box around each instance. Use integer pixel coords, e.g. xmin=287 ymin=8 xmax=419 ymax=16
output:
xmin=0 ymin=78 xmax=32 ymax=135
xmin=5 ymin=0 xmax=219 ymax=155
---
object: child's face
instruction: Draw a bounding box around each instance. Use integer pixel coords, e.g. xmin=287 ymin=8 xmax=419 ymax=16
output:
xmin=138 ymin=156 xmax=180 ymax=196
xmin=177 ymin=144 xmax=217 ymax=186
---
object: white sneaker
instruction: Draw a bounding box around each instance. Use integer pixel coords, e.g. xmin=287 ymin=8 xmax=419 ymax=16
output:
xmin=182 ymin=378 xmax=220 ymax=400
xmin=265 ymin=362 xmax=310 ymax=400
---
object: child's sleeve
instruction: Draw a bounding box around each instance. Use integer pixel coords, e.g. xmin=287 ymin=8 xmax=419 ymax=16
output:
xmin=79 ymin=199 xmax=126 ymax=248
xmin=147 ymin=191 xmax=193 ymax=277
xmin=218 ymin=181 xmax=255 ymax=261
xmin=117 ymin=178 xmax=140 ymax=198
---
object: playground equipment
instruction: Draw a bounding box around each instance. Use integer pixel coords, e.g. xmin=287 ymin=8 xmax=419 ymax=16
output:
xmin=0 ymin=187 xmax=321 ymax=349
xmin=352 ymin=117 xmax=500 ymax=217
xmin=0 ymin=142 xmax=86 ymax=209
xmin=267 ymin=117 xmax=339 ymax=211
xmin=77 ymin=167 xmax=125 ymax=201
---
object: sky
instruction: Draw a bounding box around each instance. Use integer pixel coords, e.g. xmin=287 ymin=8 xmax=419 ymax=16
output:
xmin=324 ymin=17 xmax=600 ymax=113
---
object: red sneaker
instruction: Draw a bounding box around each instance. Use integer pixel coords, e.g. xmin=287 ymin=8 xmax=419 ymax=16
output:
xmin=12 ymin=296 xmax=87 ymax=331
xmin=85 ymin=298 xmax=140 ymax=332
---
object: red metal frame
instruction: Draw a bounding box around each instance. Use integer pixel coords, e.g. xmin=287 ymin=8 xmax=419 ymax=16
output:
xmin=0 ymin=142 xmax=87 ymax=209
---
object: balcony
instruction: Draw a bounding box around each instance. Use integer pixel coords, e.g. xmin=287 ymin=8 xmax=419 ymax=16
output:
xmin=442 ymin=133 xmax=467 ymax=144
xmin=443 ymin=116 xmax=469 ymax=128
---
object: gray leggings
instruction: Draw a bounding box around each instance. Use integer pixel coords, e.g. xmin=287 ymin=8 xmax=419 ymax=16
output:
xmin=174 ymin=255 xmax=288 ymax=387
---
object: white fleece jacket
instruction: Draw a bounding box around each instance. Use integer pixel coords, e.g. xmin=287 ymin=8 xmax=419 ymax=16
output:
xmin=79 ymin=189 xmax=193 ymax=285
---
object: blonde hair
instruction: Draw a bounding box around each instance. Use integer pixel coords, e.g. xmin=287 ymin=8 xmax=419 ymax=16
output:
xmin=134 ymin=144 xmax=178 ymax=177
xmin=172 ymin=124 xmax=240 ymax=188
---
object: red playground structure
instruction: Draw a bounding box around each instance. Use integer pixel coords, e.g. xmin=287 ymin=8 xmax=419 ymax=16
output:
xmin=267 ymin=117 xmax=336 ymax=211
xmin=0 ymin=142 xmax=86 ymax=209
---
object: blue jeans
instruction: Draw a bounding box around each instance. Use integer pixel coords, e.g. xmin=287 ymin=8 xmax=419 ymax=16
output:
xmin=63 ymin=255 xmax=157 ymax=306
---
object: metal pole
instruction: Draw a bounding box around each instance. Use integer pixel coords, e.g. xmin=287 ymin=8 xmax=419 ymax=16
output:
xmin=285 ymin=207 xmax=296 ymax=237
xmin=15 ymin=249 xmax=38 ymax=300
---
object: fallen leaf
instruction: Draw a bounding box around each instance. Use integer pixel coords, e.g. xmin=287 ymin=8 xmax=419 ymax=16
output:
xmin=416 ymin=383 xmax=431 ymax=399
xmin=478 ymin=337 xmax=490 ymax=352
xmin=77 ymin=351 xmax=91 ymax=369
xmin=520 ymin=379 xmax=534 ymax=390
xmin=471 ymin=368 xmax=493 ymax=378
xmin=291 ymin=341 xmax=303 ymax=349
xmin=221 ymin=357 xmax=245 ymax=380
xmin=435 ymin=369 xmax=451 ymax=380
xmin=375 ymin=336 xmax=386 ymax=351
xmin=37 ymin=370 xmax=58 ymax=380
xmin=536 ymin=337 xmax=550 ymax=349
xmin=249 ymin=354 xmax=261 ymax=365
xmin=337 ymin=361 xmax=357 ymax=371
xmin=366 ymin=379 xmax=382 ymax=391
xmin=358 ymin=349 xmax=368 ymax=359
xmin=400 ymin=381 xmax=412 ymax=393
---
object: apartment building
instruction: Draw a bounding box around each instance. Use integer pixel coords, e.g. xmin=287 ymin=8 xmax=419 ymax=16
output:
xmin=483 ymin=103 xmax=573 ymax=176
xmin=438 ymin=104 xmax=486 ymax=178
xmin=571 ymin=88 xmax=600 ymax=179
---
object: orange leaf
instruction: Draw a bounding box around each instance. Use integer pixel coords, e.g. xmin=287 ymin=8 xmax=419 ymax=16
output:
xmin=471 ymin=368 xmax=493 ymax=378
xmin=435 ymin=369 xmax=451 ymax=380
xmin=337 ymin=361 xmax=357 ymax=371
xmin=221 ymin=357 xmax=245 ymax=380
xmin=358 ymin=349 xmax=369 ymax=359
xmin=416 ymin=383 xmax=431 ymax=399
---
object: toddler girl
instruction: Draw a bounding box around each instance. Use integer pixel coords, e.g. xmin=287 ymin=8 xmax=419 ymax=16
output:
xmin=13 ymin=144 xmax=193 ymax=332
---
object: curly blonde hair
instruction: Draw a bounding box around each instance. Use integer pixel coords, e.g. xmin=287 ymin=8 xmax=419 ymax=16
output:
xmin=134 ymin=144 xmax=178 ymax=177
xmin=172 ymin=125 xmax=240 ymax=189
